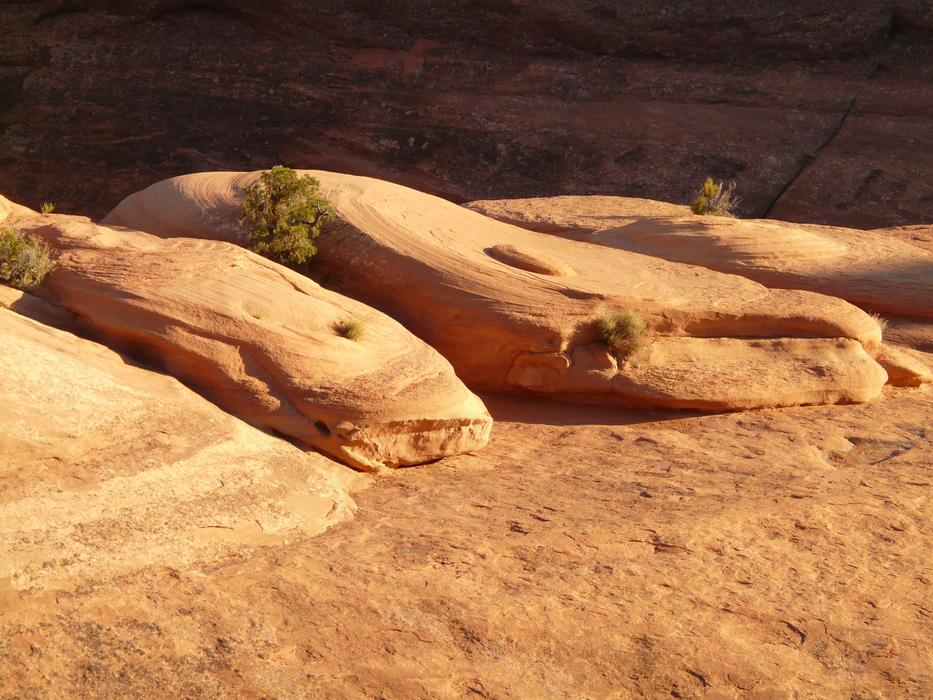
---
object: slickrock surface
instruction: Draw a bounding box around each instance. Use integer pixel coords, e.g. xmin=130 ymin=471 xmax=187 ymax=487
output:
xmin=4 ymin=201 xmax=492 ymax=471
xmin=467 ymin=195 xmax=933 ymax=319
xmin=0 ymin=301 xmax=361 ymax=595
xmin=1 ymin=382 xmax=930 ymax=697
xmin=107 ymin=170 xmax=891 ymax=411
xmin=2 ymin=2 xmax=932 ymax=228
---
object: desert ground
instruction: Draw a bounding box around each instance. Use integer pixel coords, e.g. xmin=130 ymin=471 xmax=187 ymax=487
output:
xmin=1 ymin=388 xmax=931 ymax=698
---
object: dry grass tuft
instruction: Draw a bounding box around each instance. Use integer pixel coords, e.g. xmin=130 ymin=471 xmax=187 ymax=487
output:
xmin=334 ymin=318 xmax=364 ymax=341
xmin=0 ymin=227 xmax=56 ymax=290
xmin=595 ymin=309 xmax=647 ymax=359
xmin=691 ymin=177 xmax=740 ymax=217
xmin=869 ymin=312 xmax=888 ymax=339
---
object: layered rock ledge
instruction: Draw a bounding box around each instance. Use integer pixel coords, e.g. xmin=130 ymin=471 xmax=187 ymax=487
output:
xmin=105 ymin=171 xmax=895 ymax=411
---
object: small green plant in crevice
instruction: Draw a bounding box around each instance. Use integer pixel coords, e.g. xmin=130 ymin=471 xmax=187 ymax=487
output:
xmin=0 ymin=227 xmax=56 ymax=290
xmin=238 ymin=165 xmax=335 ymax=267
xmin=690 ymin=177 xmax=739 ymax=217
xmin=596 ymin=309 xmax=647 ymax=359
xmin=334 ymin=318 xmax=364 ymax=341
xmin=39 ymin=202 xmax=56 ymax=214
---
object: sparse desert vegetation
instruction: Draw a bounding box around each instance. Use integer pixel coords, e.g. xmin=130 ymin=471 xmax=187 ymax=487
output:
xmin=334 ymin=317 xmax=365 ymax=341
xmin=691 ymin=177 xmax=740 ymax=217
xmin=595 ymin=309 xmax=646 ymax=359
xmin=870 ymin=311 xmax=888 ymax=337
xmin=0 ymin=227 xmax=56 ymax=289
xmin=39 ymin=202 xmax=55 ymax=214
xmin=239 ymin=165 xmax=335 ymax=266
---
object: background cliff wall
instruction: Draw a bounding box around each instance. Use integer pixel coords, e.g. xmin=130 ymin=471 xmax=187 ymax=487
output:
xmin=1 ymin=0 xmax=931 ymax=227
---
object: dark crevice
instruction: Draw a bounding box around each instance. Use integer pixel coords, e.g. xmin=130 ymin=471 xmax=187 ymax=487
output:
xmin=151 ymin=0 xmax=249 ymax=22
xmin=762 ymin=90 xmax=862 ymax=218
xmin=762 ymin=8 xmax=905 ymax=219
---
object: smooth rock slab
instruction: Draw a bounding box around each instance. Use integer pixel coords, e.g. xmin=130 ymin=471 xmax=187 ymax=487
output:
xmin=0 ymin=303 xmax=359 ymax=592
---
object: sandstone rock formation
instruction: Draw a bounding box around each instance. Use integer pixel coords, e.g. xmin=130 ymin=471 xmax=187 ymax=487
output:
xmin=2 ymin=2 xmax=931 ymax=228
xmin=466 ymin=195 xmax=933 ymax=319
xmin=105 ymin=170 xmax=894 ymax=411
xmin=0 ymin=299 xmax=360 ymax=593
xmin=4 ymin=199 xmax=492 ymax=471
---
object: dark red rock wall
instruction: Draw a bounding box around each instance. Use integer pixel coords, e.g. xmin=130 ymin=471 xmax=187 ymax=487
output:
xmin=1 ymin=1 xmax=931 ymax=227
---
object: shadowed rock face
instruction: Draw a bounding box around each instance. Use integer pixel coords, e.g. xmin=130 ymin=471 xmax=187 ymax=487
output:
xmin=1 ymin=1 xmax=931 ymax=227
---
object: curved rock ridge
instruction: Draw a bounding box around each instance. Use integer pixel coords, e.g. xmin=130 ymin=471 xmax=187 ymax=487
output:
xmin=0 ymin=302 xmax=360 ymax=591
xmin=484 ymin=244 xmax=575 ymax=277
xmin=106 ymin=171 xmax=891 ymax=411
xmin=466 ymin=196 xmax=933 ymax=319
xmin=0 ymin=194 xmax=40 ymax=225
xmin=7 ymin=205 xmax=492 ymax=472
xmin=509 ymin=338 xmax=888 ymax=411
xmin=873 ymin=345 xmax=933 ymax=388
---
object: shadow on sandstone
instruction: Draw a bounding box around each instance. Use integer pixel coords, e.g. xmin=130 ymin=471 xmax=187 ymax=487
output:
xmin=481 ymin=392 xmax=702 ymax=427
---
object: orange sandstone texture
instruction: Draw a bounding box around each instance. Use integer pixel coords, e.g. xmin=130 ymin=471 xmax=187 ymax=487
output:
xmin=1 ymin=386 xmax=931 ymax=698
xmin=107 ymin=171 xmax=891 ymax=411
xmin=0 ymin=299 xmax=361 ymax=592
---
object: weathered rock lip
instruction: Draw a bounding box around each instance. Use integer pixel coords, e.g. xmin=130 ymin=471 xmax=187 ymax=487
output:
xmin=105 ymin=170 xmax=895 ymax=411
xmin=9 ymin=199 xmax=492 ymax=471
xmin=484 ymin=244 xmax=575 ymax=277
xmin=874 ymin=345 xmax=933 ymax=388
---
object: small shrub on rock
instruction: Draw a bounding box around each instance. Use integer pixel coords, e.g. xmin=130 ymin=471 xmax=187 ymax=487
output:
xmin=334 ymin=318 xmax=364 ymax=341
xmin=39 ymin=202 xmax=55 ymax=214
xmin=691 ymin=177 xmax=739 ymax=217
xmin=239 ymin=165 xmax=335 ymax=266
xmin=596 ymin=309 xmax=646 ymax=359
xmin=0 ymin=227 xmax=56 ymax=290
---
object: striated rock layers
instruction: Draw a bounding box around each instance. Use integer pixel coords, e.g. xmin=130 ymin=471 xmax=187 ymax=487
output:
xmin=0 ymin=298 xmax=359 ymax=592
xmin=466 ymin=196 xmax=933 ymax=319
xmin=1 ymin=2 xmax=931 ymax=228
xmin=4 ymin=199 xmax=492 ymax=471
xmin=105 ymin=170 xmax=896 ymax=411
